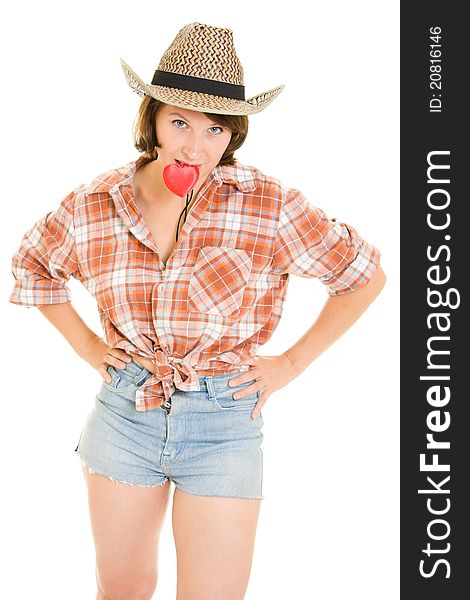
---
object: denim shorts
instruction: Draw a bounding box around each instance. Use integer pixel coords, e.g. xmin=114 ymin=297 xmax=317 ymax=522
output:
xmin=74 ymin=359 xmax=264 ymax=500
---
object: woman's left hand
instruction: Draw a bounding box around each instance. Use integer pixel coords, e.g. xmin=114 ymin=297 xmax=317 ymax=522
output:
xmin=228 ymin=353 xmax=301 ymax=420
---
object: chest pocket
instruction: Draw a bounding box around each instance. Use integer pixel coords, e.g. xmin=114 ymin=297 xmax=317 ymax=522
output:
xmin=188 ymin=246 xmax=252 ymax=317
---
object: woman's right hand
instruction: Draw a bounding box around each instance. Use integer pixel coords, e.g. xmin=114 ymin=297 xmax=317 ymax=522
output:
xmin=81 ymin=335 xmax=132 ymax=383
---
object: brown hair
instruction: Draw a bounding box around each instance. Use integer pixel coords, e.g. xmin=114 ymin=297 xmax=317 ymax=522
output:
xmin=132 ymin=96 xmax=249 ymax=166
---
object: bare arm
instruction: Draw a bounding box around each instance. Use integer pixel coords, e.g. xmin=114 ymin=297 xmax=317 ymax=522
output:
xmin=37 ymin=301 xmax=132 ymax=381
xmin=37 ymin=301 xmax=99 ymax=359
xmin=284 ymin=265 xmax=387 ymax=375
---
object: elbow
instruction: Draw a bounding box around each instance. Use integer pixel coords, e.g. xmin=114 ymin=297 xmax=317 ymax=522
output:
xmin=376 ymin=265 xmax=387 ymax=291
xmin=354 ymin=264 xmax=386 ymax=297
xmin=366 ymin=264 xmax=387 ymax=299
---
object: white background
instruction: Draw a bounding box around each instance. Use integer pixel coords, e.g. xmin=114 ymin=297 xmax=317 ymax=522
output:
xmin=1 ymin=1 xmax=399 ymax=598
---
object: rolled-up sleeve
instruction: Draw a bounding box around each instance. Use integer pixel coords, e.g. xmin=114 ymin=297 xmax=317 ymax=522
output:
xmin=271 ymin=189 xmax=381 ymax=296
xmin=9 ymin=187 xmax=82 ymax=307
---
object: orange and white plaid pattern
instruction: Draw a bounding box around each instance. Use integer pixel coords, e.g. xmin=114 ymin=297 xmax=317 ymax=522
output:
xmin=10 ymin=155 xmax=381 ymax=410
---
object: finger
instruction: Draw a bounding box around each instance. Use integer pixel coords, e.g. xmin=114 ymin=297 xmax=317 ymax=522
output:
xmin=99 ymin=365 xmax=112 ymax=383
xmin=229 ymin=373 xmax=258 ymax=388
xmin=121 ymin=352 xmax=133 ymax=363
xmin=251 ymin=398 xmax=265 ymax=420
xmin=107 ymin=352 xmax=132 ymax=370
xmin=232 ymin=383 xmax=259 ymax=400
xmin=120 ymin=353 xmax=133 ymax=367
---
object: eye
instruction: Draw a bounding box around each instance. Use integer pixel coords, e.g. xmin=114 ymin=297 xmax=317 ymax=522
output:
xmin=209 ymin=126 xmax=224 ymax=134
xmin=173 ymin=119 xmax=187 ymax=128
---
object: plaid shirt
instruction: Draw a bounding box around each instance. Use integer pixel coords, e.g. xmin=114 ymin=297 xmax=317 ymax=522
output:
xmin=10 ymin=155 xmax=381 ymax=411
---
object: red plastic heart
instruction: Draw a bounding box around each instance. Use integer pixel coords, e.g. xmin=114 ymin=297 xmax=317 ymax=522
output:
xmin=162 ymin=163 xmax=200 ymax=197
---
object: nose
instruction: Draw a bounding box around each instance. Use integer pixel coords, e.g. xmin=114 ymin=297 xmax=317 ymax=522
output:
xmin=182 ymin=132 xmax=203 ymax=161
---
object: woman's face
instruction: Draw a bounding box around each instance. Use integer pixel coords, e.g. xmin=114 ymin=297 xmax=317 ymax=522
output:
xmin=155 ymin=103 xmax=233 ymax=182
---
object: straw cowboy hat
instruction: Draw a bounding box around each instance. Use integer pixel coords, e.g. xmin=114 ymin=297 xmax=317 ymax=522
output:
xmin=120 ymin=21 xmax=285 ymax=116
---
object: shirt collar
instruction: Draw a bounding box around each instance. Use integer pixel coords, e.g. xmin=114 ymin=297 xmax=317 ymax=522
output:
xmin=211 ymin=162 xmax=257 ymax=192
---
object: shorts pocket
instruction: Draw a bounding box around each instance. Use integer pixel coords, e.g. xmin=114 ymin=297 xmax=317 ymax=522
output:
xmin=102 ymin=366 xmax=135 ymax=393
xmin=213 ymin=381 xmax=260 ymax=411
xmin=102 ymin=360 xmax=152 ymax=394
xmin=188 ymin=246 xmax=252 ymax=317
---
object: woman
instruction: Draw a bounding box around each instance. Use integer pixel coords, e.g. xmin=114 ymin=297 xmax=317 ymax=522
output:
xmin=9 ymin=22 xmax=386 ymax=600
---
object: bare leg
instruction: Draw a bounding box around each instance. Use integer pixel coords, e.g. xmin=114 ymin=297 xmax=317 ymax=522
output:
xmin=81 ymin=466 xmax=171 ymax=600
xmin=172 ymin=487 xmax=261 ymax=600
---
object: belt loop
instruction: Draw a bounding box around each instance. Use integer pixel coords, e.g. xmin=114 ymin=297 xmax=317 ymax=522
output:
xmin=204 ymin=376 xmax=216 ymax=401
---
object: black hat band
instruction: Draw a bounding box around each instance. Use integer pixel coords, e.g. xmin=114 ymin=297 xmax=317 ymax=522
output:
xmin=151 ymin=70 xmax=245 ymax=100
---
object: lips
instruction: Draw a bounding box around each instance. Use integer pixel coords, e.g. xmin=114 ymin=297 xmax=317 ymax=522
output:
xmin=176 ymin=160 xmax=201 ymax=167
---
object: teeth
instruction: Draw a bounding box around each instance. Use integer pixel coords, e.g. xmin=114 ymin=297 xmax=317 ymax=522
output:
xmin=176 ymin=160 xmax=200 ymax=167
